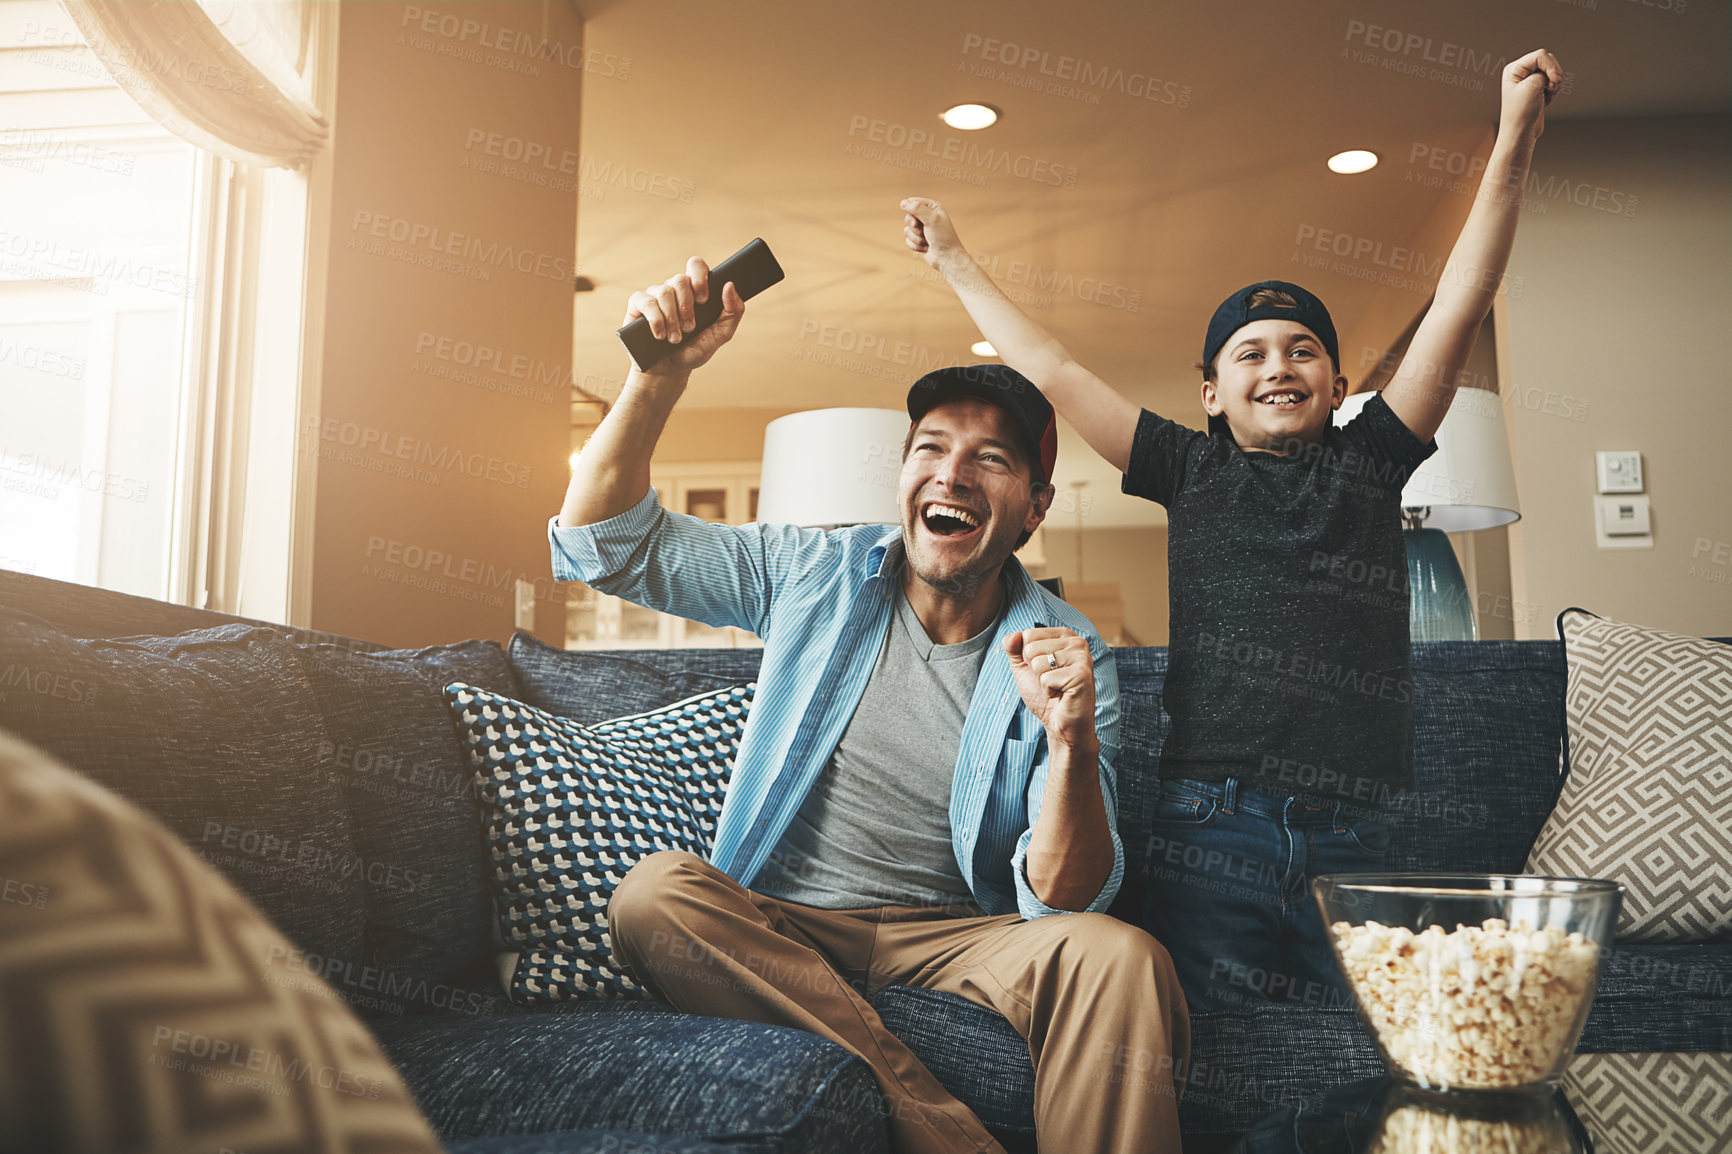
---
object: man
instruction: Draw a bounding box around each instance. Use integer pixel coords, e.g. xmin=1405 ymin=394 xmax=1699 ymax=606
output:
xmin=551 ymin=257 xmax=1189 ymax=1154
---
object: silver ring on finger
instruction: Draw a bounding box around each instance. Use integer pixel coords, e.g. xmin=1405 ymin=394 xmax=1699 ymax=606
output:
xmin=1047 ymin=653 xmax=1059 ymax=670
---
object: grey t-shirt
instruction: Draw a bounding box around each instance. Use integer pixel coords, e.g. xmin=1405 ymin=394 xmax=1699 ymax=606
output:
xmin=750 ymin=584 xmax=997 ymax=910
xmin=1121 ymin=393 xmax=1435 ymax=801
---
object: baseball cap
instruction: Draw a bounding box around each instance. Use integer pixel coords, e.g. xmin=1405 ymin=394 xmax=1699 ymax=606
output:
xmin=907 ymin=364 xmax=1058 ymax=482
xmin=1202 ymin=280 xmax=1340 ymax=377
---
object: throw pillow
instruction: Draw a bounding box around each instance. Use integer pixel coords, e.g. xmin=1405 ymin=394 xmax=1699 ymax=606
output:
xmin=1563 ymin=1052 xmax=1732 ymax=1154
xmin=1526 ymin=609 xmax=1732 ymax=942
xmin=446 ymin=681 xmax=753 ymax=1002
xmin=0 ymin=730 xmax=443 ymax=1153
xmin=0 ymin=611 xmax=366 ymax=966
xmin=294 ymin=638 xmax=521 ymax=1017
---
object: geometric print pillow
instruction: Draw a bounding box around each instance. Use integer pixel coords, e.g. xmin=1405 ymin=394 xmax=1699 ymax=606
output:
xmin=1526 ymin=609 xmax=1732 ymax=942
xmin=445 ymin=681 xmax=753 ymax=1002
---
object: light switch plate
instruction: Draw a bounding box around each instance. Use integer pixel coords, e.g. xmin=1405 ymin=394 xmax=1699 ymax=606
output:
xmin=1595 ymin=495 xmax=1653 ymax=548
xmin=1596 ymin=450 xmax=1643 ymax=494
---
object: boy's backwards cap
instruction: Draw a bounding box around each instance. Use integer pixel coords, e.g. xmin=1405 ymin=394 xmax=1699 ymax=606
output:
xmin=1202 ymin=280 xmax=1340 ymax=374
xmin=907 ymin=364 xmax=1057 ymax=481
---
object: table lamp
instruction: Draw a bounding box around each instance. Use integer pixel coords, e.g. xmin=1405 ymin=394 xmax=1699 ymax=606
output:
xmin=756 ymin=408 xmax=908 ymax=527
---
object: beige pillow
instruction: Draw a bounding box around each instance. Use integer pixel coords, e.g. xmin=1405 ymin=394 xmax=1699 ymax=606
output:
xmin=0 ymin=731 xmax=444 ymax=1154
xmin=1564 ymin=1052 xmax=1732 ymax=1154
xmin=1526 ymin=610 xmax=1732 ymax=942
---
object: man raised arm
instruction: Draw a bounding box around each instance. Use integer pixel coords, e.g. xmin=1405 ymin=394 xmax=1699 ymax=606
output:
xmin=559 ymin=257 xmax=744 ymax=528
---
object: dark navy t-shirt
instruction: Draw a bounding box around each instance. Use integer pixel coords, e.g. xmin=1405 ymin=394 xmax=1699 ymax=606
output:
xmin=1122 ymin=393 xmax=1436 ymax=801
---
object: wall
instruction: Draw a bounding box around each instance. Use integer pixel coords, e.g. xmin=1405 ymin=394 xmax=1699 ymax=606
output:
xmin=308 ymin=1 xmax=584 ymax=648
xmin=1502 ymin=114 xmax=1731 ymax=639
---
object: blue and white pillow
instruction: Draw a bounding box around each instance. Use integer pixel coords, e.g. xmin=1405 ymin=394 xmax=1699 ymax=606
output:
xmin=444 ymin=681 xmax=753 ymax=1002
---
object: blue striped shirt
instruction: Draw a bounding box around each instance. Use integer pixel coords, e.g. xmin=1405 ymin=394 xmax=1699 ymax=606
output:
xmin=547 ymin=489 xmax=1124 ymax=919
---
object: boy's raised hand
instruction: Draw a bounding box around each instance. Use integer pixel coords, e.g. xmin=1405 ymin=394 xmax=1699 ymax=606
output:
xmin=1501 ymin=48 xmax=1564 ymax=142
xmin=902 ymin=196 xmax=969 ymax=273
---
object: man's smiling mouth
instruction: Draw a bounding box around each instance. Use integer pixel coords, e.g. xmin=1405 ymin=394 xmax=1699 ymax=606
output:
xmin=920 ymin=501 xmax=982 ymax=538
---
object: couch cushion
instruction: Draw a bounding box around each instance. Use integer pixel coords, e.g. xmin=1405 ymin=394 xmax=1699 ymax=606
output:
xmin=295 ymin=639 xmax=521 ymax=1014
xmin=369 ymin=1006 xmax=887 ymax=1154
xmin=0 ymin=731 xmax=443 ymax=1154
xmin=1391 ymin=641 xmax=1571 ymax=873
xmin=1582 ymin=943 xmax=1732 ymax=1052
xmin=1528 ymin=611 xmax=1732 ymax=942
xmin=449 ymin=682 xmax=751 ymax=1002
xmin=506 ymin=633 xmax=760 ymax=723
xmin=0 ymin=610 xmax=364 ymax=964
xmin=1111 ymin=643 xmax=1574 ymax=885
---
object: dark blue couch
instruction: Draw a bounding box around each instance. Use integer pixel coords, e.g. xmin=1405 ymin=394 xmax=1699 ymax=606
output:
xmin=1 ymin=568 xmax=1726 ymax=1154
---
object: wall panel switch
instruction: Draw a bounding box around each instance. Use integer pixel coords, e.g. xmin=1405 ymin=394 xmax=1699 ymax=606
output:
xmin=514 ymin=579 xmax=537 ymax=630
xmin=1595 ymin=495 xmax=1653 ymax=548
xmin=1596 ymin=451 xmax=1643 ymax=494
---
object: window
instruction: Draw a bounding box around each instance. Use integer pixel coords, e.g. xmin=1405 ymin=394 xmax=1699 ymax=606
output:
xmin=0 ymin=2 xmax=199 ymax=597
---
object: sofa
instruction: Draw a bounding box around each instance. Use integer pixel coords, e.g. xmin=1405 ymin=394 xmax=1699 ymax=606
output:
xmin=1 ymin=566 xmax=1727 ymax=1153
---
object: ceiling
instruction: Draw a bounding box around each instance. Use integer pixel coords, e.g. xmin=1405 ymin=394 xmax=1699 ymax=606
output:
xmin=570 ymin=0 xmax=1728 ymax=524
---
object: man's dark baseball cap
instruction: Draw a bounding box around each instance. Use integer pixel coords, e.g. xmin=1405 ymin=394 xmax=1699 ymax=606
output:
xmin=1202 ymin=279 xmax=1340 ymax=376
xmin=907 ymin=364 xmax=1058 ymax=482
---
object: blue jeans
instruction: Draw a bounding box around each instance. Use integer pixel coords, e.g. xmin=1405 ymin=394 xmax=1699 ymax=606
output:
xmin=1140 ymin=777 xmax=1391 ymax=1014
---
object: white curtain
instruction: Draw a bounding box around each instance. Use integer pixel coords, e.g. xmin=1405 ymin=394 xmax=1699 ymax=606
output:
xmin=56 ymin=0 xmax=329 ymax=169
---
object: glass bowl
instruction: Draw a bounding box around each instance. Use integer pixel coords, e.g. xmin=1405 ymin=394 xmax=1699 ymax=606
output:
xmin=1314 ymin=873 xmax=1623 ymax=1091
xmin=1369 ymin=1082 xmax=1584 ymax=1153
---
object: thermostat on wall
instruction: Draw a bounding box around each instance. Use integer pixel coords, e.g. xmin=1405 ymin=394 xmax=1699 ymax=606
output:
xmin=1596 ymin=451 xmax=1643 ymax=494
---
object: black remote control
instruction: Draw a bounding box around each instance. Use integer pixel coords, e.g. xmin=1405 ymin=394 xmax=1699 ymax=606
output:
xmin=616 ymin=238 xmax=784 ymax=371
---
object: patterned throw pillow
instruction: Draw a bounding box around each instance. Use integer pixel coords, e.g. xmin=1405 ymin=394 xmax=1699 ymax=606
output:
xmin=1526 ymin=610 xmax=1732 ymax=942
xmin=0 ymin=732 xmax=443 ymax=1154
xmin=1563 ymin=1052 xmax=1732 ymax=1154
xmin=445 ymin=682 xmax=753 ymax=1002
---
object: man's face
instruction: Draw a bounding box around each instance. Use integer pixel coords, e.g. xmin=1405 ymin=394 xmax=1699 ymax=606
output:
xmin=899 ymin=397 xmax=1050 ymax=597
xmin=1202 ymin=319 xmax=1347 ymax=450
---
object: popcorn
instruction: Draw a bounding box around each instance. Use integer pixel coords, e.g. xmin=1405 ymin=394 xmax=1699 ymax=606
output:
xmin=1373 ymin=1106 xmax=1564 ymax=1153
xmin=1332 ymin=917 xmax=1602 ymax=1089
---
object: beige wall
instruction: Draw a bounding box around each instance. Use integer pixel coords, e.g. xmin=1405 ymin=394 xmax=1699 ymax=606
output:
xmin=1502 ymin=114 xmax=1732 ymax=639
xmin=309 ymin=2 xmax=584 ymax=648
xmin=646 ymin=406 xmax=797 ymax=464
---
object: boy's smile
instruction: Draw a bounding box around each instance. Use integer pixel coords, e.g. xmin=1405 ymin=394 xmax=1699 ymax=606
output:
xmin=1203 ymin=319 xmax=1347 ymax=453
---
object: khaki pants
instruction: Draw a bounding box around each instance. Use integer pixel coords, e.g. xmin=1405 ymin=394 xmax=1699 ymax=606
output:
xmin=608 ymin=850 xmax=1190 ymax=1154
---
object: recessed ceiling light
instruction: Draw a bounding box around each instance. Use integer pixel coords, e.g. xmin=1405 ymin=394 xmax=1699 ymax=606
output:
xmin=1328 ymin=150 xmax=1379 ymax=174
xmin=971 ymin=340 xmax=998 ymax=357
xmin=941 ymin=103 xmax=999 ymax=130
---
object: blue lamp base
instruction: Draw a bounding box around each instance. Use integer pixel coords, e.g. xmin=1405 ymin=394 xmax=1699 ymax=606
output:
xmin=1405 ymin=527 xmax=1478 ymax=641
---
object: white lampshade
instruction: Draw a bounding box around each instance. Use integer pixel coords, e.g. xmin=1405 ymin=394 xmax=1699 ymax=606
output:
xmin=1334 ymin=388 xmax=1520 ymax=532
xmin=757 ymin=408 xmax=908 ymax=526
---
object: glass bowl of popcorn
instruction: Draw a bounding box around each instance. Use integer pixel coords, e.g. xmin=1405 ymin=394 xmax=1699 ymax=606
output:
xmin=1315 ymin=873 xmax=1623 ymax=1092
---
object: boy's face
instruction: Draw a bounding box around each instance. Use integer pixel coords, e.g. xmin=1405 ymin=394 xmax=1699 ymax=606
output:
xmin=899 ymin=397 xmax=1051 ymax=595
xmin=1202 ymin=319 xmax=1347 ymax=452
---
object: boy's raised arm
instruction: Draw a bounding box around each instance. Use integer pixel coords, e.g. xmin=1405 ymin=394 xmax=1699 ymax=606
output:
xmin=902 ymin=197 xmax=1141 ymax=473
xmin=1383 ymin=48 xmax=1563 ymax=445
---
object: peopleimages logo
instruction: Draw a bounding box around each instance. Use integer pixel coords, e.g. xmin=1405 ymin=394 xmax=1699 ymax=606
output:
xmin=349 ymin=211 xmax=572 ymax=283
xmin=959 ymin=33 xmax=1193 ymax=107
xmin=845 ymin=115 xmax=1079 ymax=189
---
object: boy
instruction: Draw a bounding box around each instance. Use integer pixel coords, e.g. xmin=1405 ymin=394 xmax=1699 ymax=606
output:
xmin=902 ymin=47 xmax=1563 ymax=1012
